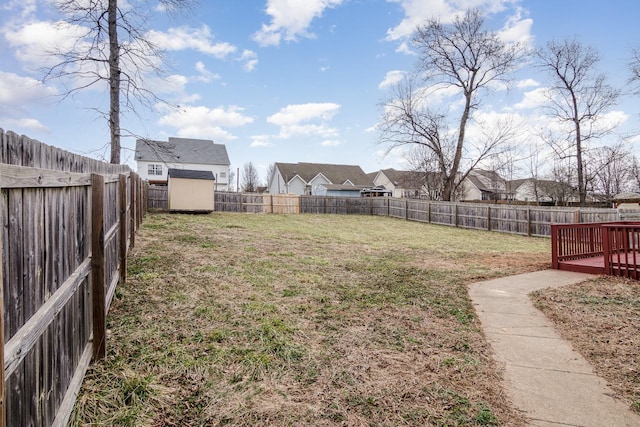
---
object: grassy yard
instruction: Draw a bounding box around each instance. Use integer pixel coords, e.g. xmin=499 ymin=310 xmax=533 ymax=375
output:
xmin=72 ymin=213 xmax=551 ymax=426
xmin=531 ymin=276 xmax=640 ymax=414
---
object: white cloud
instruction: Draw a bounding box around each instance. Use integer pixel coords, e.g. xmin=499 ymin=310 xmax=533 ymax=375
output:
xmin=252 ymin=0 xmax=344 ymax=47
xmin=158 ymin=104 xmax=254 ymax=141
xmin=250 ymin=135 xmax=273 ymax=147
xmin=379 ymin=70 xmax=406 ymax=89
xmin=0 ymin=71 xmax=57 ymax=104
xmin=4 ymin=117 xmax=49 ymax=133
xmin=5 ymin=20 xmax=90 ymax=67
xmin=194 ymin=61 xmax=220 ymax=83
xmin=321 ymin=139 xmax=342 ymax=147
xmin=516 ymin=78 xmax=540 ymax=89
xmin=0 ymin=72 xmax=56 ymax=133
xmin=513 ymin=87 xmax=548 ymax=110
xmin=498 ymin=7 xmax=533 ymax=45
xmin=267 ymin=103 xmax=340 ymax=137
xmin=239 ymin=50 xmax=258 ymax=72
xmin=146 ymin=26 xmax=236 ymax=59
xmin=385 ymin=0 xmax=524 ymax=41
xmin=268 ymin=102 xmax=340 ymax=126
xmin=395 ymin=41 xmax=416 ymax=56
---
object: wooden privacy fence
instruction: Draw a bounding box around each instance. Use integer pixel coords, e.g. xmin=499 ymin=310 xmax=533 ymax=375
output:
xmin=184 ymin=193 xmax=620 ymax=237
xmin=0 ymin=129 xmax=145 ymax=427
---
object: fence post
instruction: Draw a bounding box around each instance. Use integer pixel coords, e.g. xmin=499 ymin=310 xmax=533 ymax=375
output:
xmin=527 ymin=207 xmax=532 ymax=237
xmin=0 ymin=187 xmax=5 ymax=427
xmin=91 ymin=173 xmax=107 ymax=360
xmin=454 ymin=203 xmax=459 ymax=227
xmin=119 ymin=174 xmax=128 ymax=284
xmin=405 ymin=199 xmax=409 ymax=221
xmin=487 ymin=206 xmax=491 ymax=231
xmin=574 ymin=208 xmax=581 ymax=223
xmin=427 ymin=201 xmax=431 ymax=223
xmin=130 ymin=174 xmax=136 ymax=248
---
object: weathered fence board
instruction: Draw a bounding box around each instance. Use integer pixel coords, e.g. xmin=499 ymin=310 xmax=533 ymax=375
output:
xmin=1 ymin=128 xmax=144 ymax=427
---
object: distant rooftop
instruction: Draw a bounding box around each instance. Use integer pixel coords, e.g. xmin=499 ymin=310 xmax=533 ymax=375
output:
xmin=135 ymin=137 xmax=230 ymax=166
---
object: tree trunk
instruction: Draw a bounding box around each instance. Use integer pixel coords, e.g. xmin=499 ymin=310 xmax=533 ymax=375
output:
xmin=442 ymin=90 xmax=473 ymax=201
xmin=108 ymin=0 xmax=121 ymax=164
xmin=571 ymin=89 xmax=586 ymax=206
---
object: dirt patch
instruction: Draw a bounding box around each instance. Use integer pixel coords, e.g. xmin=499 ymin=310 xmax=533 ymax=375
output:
xmin=531 ymin=276 xmax=640 ymax=413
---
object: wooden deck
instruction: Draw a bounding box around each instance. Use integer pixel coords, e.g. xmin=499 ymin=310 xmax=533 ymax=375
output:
xmin=557 ymin=255 xmax=606 ymax=275
xmin=552 ymin=222 xmax=640 ymax=279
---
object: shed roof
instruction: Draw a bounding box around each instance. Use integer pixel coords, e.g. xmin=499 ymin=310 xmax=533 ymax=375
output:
xmin=275 ymin=162 xmax=372 ymax=186
xmin=136 ymin=137 xmax=230 ymax=166
xmin=168 ymin=169 xmax=215 ymax=180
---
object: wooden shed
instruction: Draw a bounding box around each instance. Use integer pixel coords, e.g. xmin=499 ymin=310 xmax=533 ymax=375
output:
xmin=168 ymin=168 xmax=215 ymax=212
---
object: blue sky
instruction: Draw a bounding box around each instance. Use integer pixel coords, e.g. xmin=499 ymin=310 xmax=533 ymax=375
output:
xmin=1 ymin=0 xmax=639 ymax=182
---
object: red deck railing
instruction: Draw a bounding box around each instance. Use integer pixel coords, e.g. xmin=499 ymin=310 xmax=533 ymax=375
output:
xmin=551 ymin=222 xmax=640 ymax=279
xmin=551 ymin=223 xmax=605 ymax=268
xmin=602 ymin=223 xmax=640 ymax=279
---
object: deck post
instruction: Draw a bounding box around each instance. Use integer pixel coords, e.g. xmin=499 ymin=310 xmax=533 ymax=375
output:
xmin=551 ymin=224 xmax=559 ymax=269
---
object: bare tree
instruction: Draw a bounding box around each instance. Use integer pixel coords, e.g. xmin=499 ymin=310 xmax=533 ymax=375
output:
xmin=536 ymin=38 xmax=620 ymax=205
xmin=242 ymin=162 xmax=260 ymax=193
xmin=631 ymin=48 xmax=640 ymax=89
xmin=585 ymin=144 xmax=634 ymax=200
xmin=378 ymin=9 xmax=525 ymax=201
xmin=44 ymin=0 xmax=194 ymax=164
xmin=227 ymin=168 xmax=236 ymax=192
xmin=265 ymin=163 xmax=276 ymax=188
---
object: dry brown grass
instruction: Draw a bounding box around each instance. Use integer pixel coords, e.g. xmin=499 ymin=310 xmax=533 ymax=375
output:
xmin=531 ymin=276 xmax=640 ymax=414
xmin=71 ymin=212 xmax=550 ymax=426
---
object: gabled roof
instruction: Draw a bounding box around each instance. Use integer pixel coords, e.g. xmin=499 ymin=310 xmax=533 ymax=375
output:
xmin=135 ymin=137 xmax=230 ymax=166
xmin=379 ymin=168 xmax=428 ymax=188
xmin=508 ymin=178 xmax=575 ymax=192
xmin=275 ymin=162 xmax=372 ymax=186
xmin=466 ymin=170 xmax=507 ymax=192
xmin=168 ymin=169 xmax=215 ymax=180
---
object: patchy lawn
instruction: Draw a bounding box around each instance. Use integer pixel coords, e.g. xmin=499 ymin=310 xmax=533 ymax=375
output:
xmin=531 ymin=276 xmax=640 ymax=414
xmin=72 ymin=213 xmax=550 ymax=426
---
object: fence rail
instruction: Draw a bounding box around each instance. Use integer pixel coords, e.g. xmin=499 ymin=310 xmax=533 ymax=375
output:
xmin=1 ymin=129 xmax=145 ymax=427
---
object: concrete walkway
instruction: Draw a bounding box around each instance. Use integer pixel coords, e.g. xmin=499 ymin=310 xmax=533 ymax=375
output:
xmin=469 ymin=269 xmax=640 ymax=427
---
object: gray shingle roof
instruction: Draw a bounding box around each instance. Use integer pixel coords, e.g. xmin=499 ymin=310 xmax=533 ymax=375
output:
xmin=275 ymin=162 xmax=372 ymax=186
xmin=168 ymin=169 xmax=215 ymax=180
xmin=135 ymin=137 xmax=230 ymax=166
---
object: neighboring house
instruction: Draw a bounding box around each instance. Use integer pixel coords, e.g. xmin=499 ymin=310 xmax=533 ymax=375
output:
xmin=135 ymin=137 xmax=231 ymax=191
xmin=268 ymin=162 xmax=373 ymax=195
xmin=461 ymin=170 xmax=513 ymax=201
xmin=373 ymin=168 xmax=443 ymax=199
xmin=509 ymin=178 xmax=578 ymax=205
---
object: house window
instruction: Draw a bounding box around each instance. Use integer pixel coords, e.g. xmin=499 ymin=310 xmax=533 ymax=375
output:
xmin=148 ymin=164 xmax=162 ymax=176
xmin=220 ymin=172 xmax=226 ymax=178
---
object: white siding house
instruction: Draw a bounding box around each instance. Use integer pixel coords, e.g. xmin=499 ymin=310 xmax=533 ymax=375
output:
xmin=373 ymin=169 xmax=430 ymax=198
xmin=268 ymin=162 xmax=373 ymax=196
xmin=135 ymin=137 xmax=231 ymax=191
